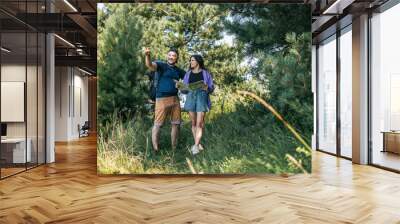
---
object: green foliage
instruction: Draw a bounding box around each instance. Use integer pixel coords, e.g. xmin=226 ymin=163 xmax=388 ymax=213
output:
xmin=136 ymin=3 xmax=247 ymax=87
xmin=98 ymin=3 xmax=248 ymax=123
xmin=98 ymin=5 xmax=147 ymax=123
xmin=222 ymin=4 xmax=310 ymax=55
xmin=259 ymin=33 xmax=312 ymax=136
xmin=97 ymin=3 xmax=312 ymax=174
xmin=223 ymin=4 xmax=312 ymax=137
xmin=98 ymin=93 xmax=311 ymax=174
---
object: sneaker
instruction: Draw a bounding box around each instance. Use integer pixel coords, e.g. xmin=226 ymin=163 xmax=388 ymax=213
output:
xmin=191 ymin=145 xmax=200 ymax=155
xmin=198 ymin=144 xmax=204 ymax=151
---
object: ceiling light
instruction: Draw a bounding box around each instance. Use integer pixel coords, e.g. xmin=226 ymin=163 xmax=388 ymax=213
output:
xmin=63 ymin=0 xmax=78 ymax=12
xmin=1 ymin=47 xmax=11 ymax=53
xmin=78 ymin=67 xmax=93 ymax=76
xmin=54 ymin=34 xmax=75 ymax=48
xmin=322 ymin=0 xmax=354 ymax=15
xmin=76 ymin=48 xmax=85 ymax=55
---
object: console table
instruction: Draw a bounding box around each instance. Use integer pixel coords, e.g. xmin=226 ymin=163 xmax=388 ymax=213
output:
xmin=1 ymin=138 xmax=32 ymax=164
xmin=381 ymin=131 xmax=400 ymax=154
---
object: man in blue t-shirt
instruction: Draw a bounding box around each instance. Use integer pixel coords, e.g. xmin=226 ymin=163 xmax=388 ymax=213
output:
xmin=144 ymin=47 xmax=185 ymax=152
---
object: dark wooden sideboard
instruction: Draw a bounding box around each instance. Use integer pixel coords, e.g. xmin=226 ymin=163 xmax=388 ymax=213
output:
xmin=382 ymin=131 xmax=400 ymax=154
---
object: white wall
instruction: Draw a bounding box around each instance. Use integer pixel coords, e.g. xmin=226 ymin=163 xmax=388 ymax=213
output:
xmin=1 ymin=82 xmax=25 ymax=122
xmin=1 ymin=65 xmax=26 ymax=128
xmin=2 ymin=62 xmax=46 ymax=164
xmin=55 ymin=66 xmax=69 ymax=141
xmin=1 ymin=65 xmax=26 ymax=139
xmin=55 ymin=66 xmax=89 ymax=141
xmin=73 ymin=72 xmax=89 ymax=137
xmin=1 ymin=64 xmax=25 ymax=81
xmin=1 ymin=65 xmax=37 ymax=136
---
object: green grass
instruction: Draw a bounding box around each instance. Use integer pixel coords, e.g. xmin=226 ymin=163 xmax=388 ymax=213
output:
xmin=97 ymin=92 xmax=311 ymax=174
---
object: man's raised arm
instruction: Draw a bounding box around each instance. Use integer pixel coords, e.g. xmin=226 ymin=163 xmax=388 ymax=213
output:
xmin=144 ymin=47 xmax=157 ymax=71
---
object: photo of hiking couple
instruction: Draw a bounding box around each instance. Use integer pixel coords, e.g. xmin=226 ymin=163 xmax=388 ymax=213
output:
xmin=97 ymin=3 xmax=312 ymax=174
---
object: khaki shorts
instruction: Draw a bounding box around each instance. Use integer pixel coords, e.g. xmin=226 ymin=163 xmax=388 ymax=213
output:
xmin=154 ymin=96 xmax=181 ymax=126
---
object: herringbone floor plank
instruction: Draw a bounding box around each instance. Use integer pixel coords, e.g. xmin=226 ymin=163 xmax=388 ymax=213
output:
xmin=1 ymin=135 xmax=400 ymax=223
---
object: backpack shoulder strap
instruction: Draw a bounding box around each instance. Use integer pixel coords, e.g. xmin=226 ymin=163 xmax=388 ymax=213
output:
xmin=154 ymin=70 xmax=161 ymax=89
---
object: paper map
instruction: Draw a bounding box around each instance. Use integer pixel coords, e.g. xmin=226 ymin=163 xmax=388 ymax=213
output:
xmin=176 ymin=80 xmax=207 ymax=91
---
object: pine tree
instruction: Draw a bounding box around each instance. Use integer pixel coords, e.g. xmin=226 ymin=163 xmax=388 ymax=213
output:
xmin=223 ymin=4 xmax=310 ymax=55
xmin=261 ymin=33 xmax=312 ymax=135
xmin=98 ymin=4 xmax=147 ymax=122
xmin=223 ymin=4 xmax=312 ymax=135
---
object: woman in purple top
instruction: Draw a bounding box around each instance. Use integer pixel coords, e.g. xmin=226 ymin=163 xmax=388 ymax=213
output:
xmin=182 ymin=55 xmax=215 ymax=155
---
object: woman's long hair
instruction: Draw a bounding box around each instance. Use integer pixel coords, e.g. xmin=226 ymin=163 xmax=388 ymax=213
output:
xmin=189 ymin=54 xmax=205 ymax=70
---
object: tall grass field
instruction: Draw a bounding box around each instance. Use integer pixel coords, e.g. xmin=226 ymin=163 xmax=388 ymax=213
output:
xmin=97 ymin=91 xmax=311 ymax=174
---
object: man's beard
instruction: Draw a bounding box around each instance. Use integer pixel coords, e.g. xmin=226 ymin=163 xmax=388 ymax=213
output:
xmin=167 ymin=60 xmax=176 ymax=66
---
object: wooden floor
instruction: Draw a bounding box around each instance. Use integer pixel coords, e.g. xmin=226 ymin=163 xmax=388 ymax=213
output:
xmin=373 ymin=150 xmax=400 ymax=171
xmin=1 ymin=163 xmax=44 ymax=178
xmin=1 ymin=136 xmax=400 ymax=223
xmin=0 ymin=167 xmax=26 ymax=178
